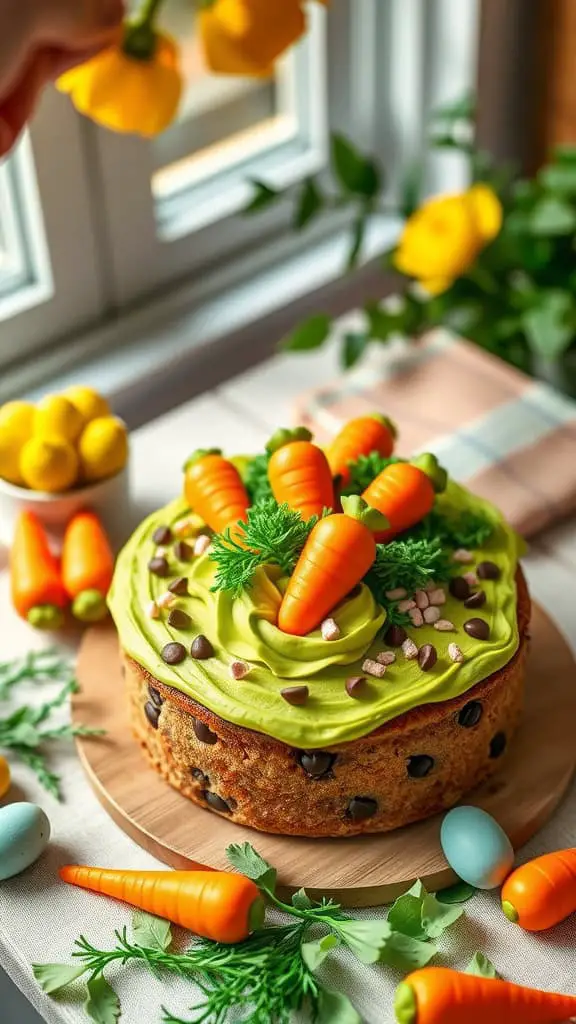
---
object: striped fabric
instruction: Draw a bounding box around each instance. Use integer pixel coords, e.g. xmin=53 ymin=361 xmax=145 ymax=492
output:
xmin=294 ymin=330 xmax=576 ymax=537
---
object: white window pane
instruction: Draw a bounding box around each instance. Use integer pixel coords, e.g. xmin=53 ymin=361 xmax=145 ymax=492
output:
xmin=0 ymin=137 xmax=52 ymax=317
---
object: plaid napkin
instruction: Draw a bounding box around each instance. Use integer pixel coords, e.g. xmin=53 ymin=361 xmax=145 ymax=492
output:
xmin=294 ymin=329 xmax=576 ymax=537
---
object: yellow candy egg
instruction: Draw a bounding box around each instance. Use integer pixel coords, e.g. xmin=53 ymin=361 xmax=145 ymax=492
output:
xmin=0 ymin=400 xmax=35 ymax=442
xmin=78 ymin=416 xmax=128 ymax=482
xmin=0 ymin=756 xmax=10 ymax=798
xmin=20 ymin=436 xmax=79 ymax=493
xmin=34 ymin=395 xmax=85 ymax=444
xmin=64 ymin=386 xmax=110 ymax=424
xmin=0 ymin=429 xmax=25 ymax=485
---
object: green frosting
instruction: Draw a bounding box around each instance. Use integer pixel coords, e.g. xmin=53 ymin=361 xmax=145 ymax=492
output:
xmin=108 ymin=480 xmax=523 ymax=749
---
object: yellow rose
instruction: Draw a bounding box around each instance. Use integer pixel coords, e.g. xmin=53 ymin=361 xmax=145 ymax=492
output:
xmin=394 ymin=184 xmax=503 ymax=295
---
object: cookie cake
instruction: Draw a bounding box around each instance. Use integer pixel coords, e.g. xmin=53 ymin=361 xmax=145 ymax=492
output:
xmin=108 ymin=416 xmax=530 ymax=837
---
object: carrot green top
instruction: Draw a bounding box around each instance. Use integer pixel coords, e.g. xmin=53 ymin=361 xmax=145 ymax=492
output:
xmin=108 ymin=477 xmax=523 ymax=749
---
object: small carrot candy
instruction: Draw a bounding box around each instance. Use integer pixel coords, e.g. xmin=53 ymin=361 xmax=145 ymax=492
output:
xmin=394 ymin=967 xmax=576 ymax=1024
xmin=501 ymin=848 xmax=576 ymax=931
xmin=10 ymin=511 xmax=67 ymax=629
xmin=266 ymin=427 xmax=334 ymax=520
xmin=184 ymin=449 xmax=249 ymax=538
xmin=278 ymin=495 xmax=387 ymax=636
xmin=61 ymin=511 xmax=114 ymax=622
xmin=327 ymin=413 xmax=397 ymax=485
xmin=362 ymin=453 xmax=447 ymax=541
xmin=59 ymin=866 xmax=265 ymax=944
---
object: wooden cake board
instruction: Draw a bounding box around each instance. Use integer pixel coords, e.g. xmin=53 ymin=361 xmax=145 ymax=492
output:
xmin=74 ymin=603 xmax=576 ymax=907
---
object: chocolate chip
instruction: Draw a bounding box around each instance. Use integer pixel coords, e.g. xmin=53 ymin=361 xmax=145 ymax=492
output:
xmin=144 ymin=701 xmax=160 ymax=729
xmin=153 ymin=525 xmax=172 ymax=545
xmin=489 ymin=731 xmax=506 ymax=758
xmin=174 ymin=540 xmax=194 ymax=562
xmin=346 ymin=796 xmax=378 ymax=822
xmin=193 ymin=718 xmax=218 ymax=744
xmin=464 ymin=590 xmax=486 ymax=609
xmin=345 ymin=676 xmax=366 ymax=699
xmin=168 ymin=608 xmax=192 ymax=630
xmin=297 ymin=751 xmax=336 ymax=778
xmin=408 ymin=755 xmax=434 ymax=778
xmin=161 ymin=642 xmax=187 ymax=665
xmin=148 ymin=684 xmax=164 ymax=708
xmin=418 ymin=644 xmax=437 ymax=672
xmin=458 ymin=700 xmax=483 ymax=728
xmin=449 ymin=576 xmax=471 ymax=600
xmin=168 ymin=576 xmax=189 ymax=596
xmin=148 ymin=556 xmax=169 ymax=577
xmin=191 ymin=635 xmax=214 ymax=659
xmin=203 ymin=791 xmax=231 ymax=814
xmin=192 ymin=768 xmax=208 ymax=782
xmin=477 ymin=560 xmax=500 ymax=580
xmin=281 ymin=685 xmax=309 ymax=706
xmin=385 ymin=624 xmax=407 ymax=647
xmin=464 ymin=618 xmax=490 ymax=640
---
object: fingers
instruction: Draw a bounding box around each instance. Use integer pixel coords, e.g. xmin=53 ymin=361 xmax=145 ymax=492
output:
xmin=33 ymin=0 xmax=125 ymax=48
xmin=0 ymin=48 xmax=53 ymax=158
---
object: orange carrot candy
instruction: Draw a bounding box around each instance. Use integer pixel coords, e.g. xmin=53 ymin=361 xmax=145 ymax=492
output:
xmin=394 ymin=967 xmax=576 ymax=1024
xmin=501 ymin=848 xmax=576 ymax=932
xmin=60 ymin=866 xmax=265 ymax=943
xmin=61 ymin=510 xmax=115 ymax=623
xmin=327 ymin=413 xmax=397 ymax=485
xmin=184 ymin=448 xmax=250 ymax=537
xmin=362 ymin=453 xmax=447 ymax=542
xmin=278 ymin=495 xmax=387 ymax=636
xmin=10 ymin=511 xmax=67 ymax=629
xmin=266 ymin=427 xmax=335 ymax=520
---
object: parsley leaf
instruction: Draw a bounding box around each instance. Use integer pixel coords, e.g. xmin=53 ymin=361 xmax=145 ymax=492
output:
xmin=226 ymin=842 xmax=278 ymax=892
xmin=132 ymin=910 xmax=172 ymax=951
xmin=466 ymin=951 xmax=499 ymax=979
xmin=32 ymin=962 xmax=88 ymax=994
xmin=388 ymin=880 xmax=463 ymax=942
xmin=84 ymin=976 xmax=121 ymax=1024
xmin=436 ymin=880 xmax=477 ymax=904
xmin=365 ymin=537 xmax=452 ymax=601
xmin=316 ymin=987 xmax=363 ymax=1024
xmin=414 ymin=506 xmax=494 ymax=549
xmin=244 ymin=453 xmax=273 ymax=505
xmin=301 ymin=933 xmax=339 ymax=970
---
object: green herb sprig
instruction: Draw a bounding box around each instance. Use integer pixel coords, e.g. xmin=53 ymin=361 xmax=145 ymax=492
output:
xmin=365 ymin=536 xmax=452 ymax=607
xmin=244 ymin=453 xmax=274 ymax=505
xmin=412 ymin=506 xmax=494 ymax=550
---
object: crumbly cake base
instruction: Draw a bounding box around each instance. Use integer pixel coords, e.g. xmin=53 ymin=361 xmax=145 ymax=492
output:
xmin=124 ymin=571 xmax=531 ymax=838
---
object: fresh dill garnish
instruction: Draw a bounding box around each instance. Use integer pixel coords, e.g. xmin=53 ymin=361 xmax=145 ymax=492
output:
xmin=244 ymin=453 xmax=273 ymax=505
xmin=341 ymin=451 xmax=404 ymax=495
xmin=412 ymin=506 xmax=494 ymax=550
xmin=364 ymin=537 xmax=452 ymax=608
xmin=210 ymin=500 xmax=318 ymax=595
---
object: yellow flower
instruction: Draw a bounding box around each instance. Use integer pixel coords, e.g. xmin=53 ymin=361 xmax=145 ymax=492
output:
xmin=394 ymin=184 xmax=503 ymax=295
xmin=57 ymin=32 xmax=182 ymax=138
xmin=200 ymin=0 xmax=306 ymax=77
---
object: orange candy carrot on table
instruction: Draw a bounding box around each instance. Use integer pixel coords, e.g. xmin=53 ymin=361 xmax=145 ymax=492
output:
xmin=267 ymin=427 xmax=334 ymax=521
xmin=278 ymin=495 xmax=387 ymax=636
xmin=327 ymin=413 xmax=397 ymax=485
xmin=501 ymin=848 xmax=576 ymax=932
xmin=394 ymin=967 xmax=576 ymax=1024
xmin=61 ymin=511 xmax=114 ymax=623
xmin=362 ymin=453 xmax=447 ymax=542
xmin=60 ymin=865 xmax=265 ymax=944
xmin=184 ymin=449 xmax=250 ymax=537
xmin=10 ymin=512 xmax=67 ymax=629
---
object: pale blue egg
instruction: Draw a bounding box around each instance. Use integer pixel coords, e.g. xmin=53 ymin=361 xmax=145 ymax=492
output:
xmin=440 ymin=805 xmax=514 ymax=889
xmin=0 ymin=802 xmax=51 ymax=881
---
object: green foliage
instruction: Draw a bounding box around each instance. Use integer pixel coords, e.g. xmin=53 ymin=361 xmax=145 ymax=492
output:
xmin=435 ymin=881 xmax=478 ymax=904
xmin=294 ymin=178 xmax=324 ymax=230
xmin=522 ymin=289 xmax=575 ymax=359
xmin=85 ymin=976 xmax=121 ymax=1024
xmin=284 ymin=313 xmax=332 ymax=352
xmin=342 ymin=331 xmax=369 ymax=369
xmin=331 ymin=134 xmax=382 ymax=198
xmin=226 ymin=841 xmax=278 ymax=893
xmin=341 ymin=451 xmax=403 ymax=494
xmin=366 ymin=537 xmax=452 ymax=603
xmin=244 ymin=453 xmax=273 ymax=505
xmin=244 ymin=180 xmax=281 ymax=214
xmin=466 ymin=952 xmax=499 ymax=979
xmin=131 ymin=910 xmax=172 ymax=952
xmin=413 ymin=506 xmax=494 ymax=550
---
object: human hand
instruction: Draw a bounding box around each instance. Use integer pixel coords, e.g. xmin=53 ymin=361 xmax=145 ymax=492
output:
xmin=0 ymin=0 xmax=125 ymax=157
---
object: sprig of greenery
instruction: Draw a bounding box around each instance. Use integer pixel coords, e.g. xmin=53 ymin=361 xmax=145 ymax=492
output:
xmin=340 ymin=451 xmax=404 ymax=494
xmin=0 ymin=648 xmax=72 ymax=699
xmin=210 ymin=500 xmax=319 ymax=595
xmin=244 ymin=453 xmax=273 ymax=505
xmin=365 ymin=537 xmax=452 ymax=607
xmin=412 ymin=506 xmax=494 ymax=550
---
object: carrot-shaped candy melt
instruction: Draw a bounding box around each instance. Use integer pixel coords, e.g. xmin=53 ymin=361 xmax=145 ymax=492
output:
xmin=394 ymin=967 xmax=576 ymax=1024
xmin=278 ymin=496 xmax=387 ymax=636
xmin=327 ymin=413 xmax=397 ymax=485
xmin=61 ymin=511 xmax=114 ymax=622
xmin=501 ymin=848 xmax=576 ymax=932
xmin=60 ymin=865 xmax=265 ymax=944
xmin=362 ymin=453 xmax=447 ymax=542
xmin=184 ymin=449 xmax=249 ymax=537
xmin=10 ymin=511 xmax=67 ymax=629
xmin=267 ymin=427 xmax=334 ymax=520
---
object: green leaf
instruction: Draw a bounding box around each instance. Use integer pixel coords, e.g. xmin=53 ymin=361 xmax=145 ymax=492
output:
xmin=538 ymin=162 xmax=576 ymax=195
xmin=347 ymin=212 xmax=367 ymax=270
xmin=400 ymin=161 xmax=423 ymax=217
xmin=132 ymin=910 xmax=172 ymax=951
xmin=342 ymin=332 xmax=368 ymax=369
xmin=379 ymin=931 xmax=437 ymax=972
xmin=435 ymin=881 xmax=477 ymax=904
xmin=431 ymin=91 xmax=475 ymax=122
xmin=283 ymin=314 xmax=332 ymax=352
xmin=301 ymin=933 xmax=339 ymax=971
xmin=291 ymin=888 xmax=312 ymax=910
xmin=84 ymin=976 xmax=121 ymax=1024
xmin=365 ymin=302 xmax=397 ymax=342
xmin=421 ymin=891 xmax=463 ymax=938
xmin=331 ymin=134 xmax=382 ymax=197
xmin=226 ymin=842 xmax=277 ymax=892
xmin=388 ymin=881 xmax=428 ymax=940
xmin=466 ymin=951 xmax=499 ymax=979
xmin=522 ymin=290 xmax=574 ymax=358
xmin=334 ymin=918 xmax=391 ymax=964
xmin=529 ymin=197 xmax=576 ymax=235
xmin=32 ymin=962 xmax=87 ymax=995
xmin=316 ymin=987 xmax=363 ymax=1024
xmin=244 ymin=179 xmax=281 ymax=214
xmin=294 ymin=178 xmax=324 ymax=229
xmin=553 ymin=144 xmax=576 ymax=165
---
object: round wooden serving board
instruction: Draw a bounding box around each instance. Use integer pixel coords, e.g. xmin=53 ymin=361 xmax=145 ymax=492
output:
xmin=74 ymin=604 xmax=576 ymax=906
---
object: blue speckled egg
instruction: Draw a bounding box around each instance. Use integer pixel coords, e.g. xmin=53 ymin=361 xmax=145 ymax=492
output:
xmin=440 ymin=805 xmax=514 ymax=889
xmin=0 ymin=802 xmax=51 ymax=880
